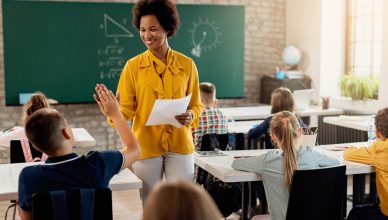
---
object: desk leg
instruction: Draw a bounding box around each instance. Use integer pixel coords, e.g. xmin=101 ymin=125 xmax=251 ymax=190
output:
xmin=241 ymin=182 xmax=251 ymax=220
xmin=353 ymin=174 xmax=366 ymax=206
xmin=343 ymin=176 xmax=348 ymax=219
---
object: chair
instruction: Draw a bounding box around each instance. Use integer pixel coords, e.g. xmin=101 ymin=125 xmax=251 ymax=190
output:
xmin=248 ymin=135 xmax=266 ymax=149
xmin=197 ymin=133 xmax=245 ymax=185
xmin=32 ymin=188 xmax=112 ymax=220
xmin=252 ymin=166 xmax=347 ymax=220
xmin=10 ymin=140 xmax=43 ymax=163
xmin=200 ymin=132 xmax=245 ymax=151
xmin=286 ymin=165 xmax=346 ymax=220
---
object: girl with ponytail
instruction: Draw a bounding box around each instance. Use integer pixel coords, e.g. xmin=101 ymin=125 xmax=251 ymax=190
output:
xmin=232 ymin=111 xmax=339 ymax=220
xmin=22 ymin=92 xmax=51 ymax=125
xmin=0 ymin=92 xmax=51 ymax=161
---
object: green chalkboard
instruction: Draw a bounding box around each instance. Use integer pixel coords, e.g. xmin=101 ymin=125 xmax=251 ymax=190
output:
xmin=3 ymin=0 xmax=244 ymax=105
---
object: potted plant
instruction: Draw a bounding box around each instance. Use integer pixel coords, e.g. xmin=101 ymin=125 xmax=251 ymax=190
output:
xmin=340 ymin=73 xmax=379 ymax=100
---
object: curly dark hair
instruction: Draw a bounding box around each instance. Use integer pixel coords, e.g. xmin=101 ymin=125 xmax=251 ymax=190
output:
xmin=375 ymin=107 xmax=388 ymax=138
xmin=132 ymin=0 xmax=180 ymax=38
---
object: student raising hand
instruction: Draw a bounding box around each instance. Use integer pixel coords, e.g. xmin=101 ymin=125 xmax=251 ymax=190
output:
xmin=94 ymin=83 xmax=140 ymax=168
xmin=94 ymin=84 xmax=121 ymax=118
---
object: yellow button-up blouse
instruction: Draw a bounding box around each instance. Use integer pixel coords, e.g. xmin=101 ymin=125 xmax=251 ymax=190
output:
xmin=111 ymin=49 xmax=203 ymax=159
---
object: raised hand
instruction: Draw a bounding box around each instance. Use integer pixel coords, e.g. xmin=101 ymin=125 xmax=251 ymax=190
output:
xmin=93 ymin=84 xmax=121 ymax=118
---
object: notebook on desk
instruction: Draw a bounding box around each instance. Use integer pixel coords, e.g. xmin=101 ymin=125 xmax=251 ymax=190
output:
xmin=293 ymin=89 xmax=314 ymax=110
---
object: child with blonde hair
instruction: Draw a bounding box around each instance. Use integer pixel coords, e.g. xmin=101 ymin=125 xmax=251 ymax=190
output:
xmin=21 ymin=92 xmax=51 ymax=125
xmin=143 ymin=180 xmax=222 ymax=220
xmin=192 ymin=82 xmax=228 ymax=150
xmin=232 ymin=111 xmax=339 ymax=220
xmin=0 ymin=92 xmax=51 ymax=160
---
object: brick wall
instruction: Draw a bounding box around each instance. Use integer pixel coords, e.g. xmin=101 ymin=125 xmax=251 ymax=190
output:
xmin=0 ymin=0 xmax=285 ymax=163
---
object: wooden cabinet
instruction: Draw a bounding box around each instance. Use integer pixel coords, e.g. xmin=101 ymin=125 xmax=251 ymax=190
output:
xmin=260 ymin=75 xmax=312 ymax=104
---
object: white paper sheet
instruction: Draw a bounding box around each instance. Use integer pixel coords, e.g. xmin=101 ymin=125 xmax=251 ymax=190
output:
xmin=145 ymin=94 xmax=192 ymax=128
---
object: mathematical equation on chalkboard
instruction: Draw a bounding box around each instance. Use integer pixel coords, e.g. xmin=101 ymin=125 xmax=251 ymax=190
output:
xmin=98 ymin=45 xmax=126 ymax=79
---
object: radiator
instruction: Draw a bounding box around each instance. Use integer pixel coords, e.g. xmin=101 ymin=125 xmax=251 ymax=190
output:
xmin=318 ymin=111 xmax=368 ymax=145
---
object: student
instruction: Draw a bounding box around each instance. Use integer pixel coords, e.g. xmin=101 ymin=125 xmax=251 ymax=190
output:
xmin=0 ymin=92 xmax=50 ymax=145
xmin=192 ymin=82 xmax=228 ymax=150
xmin=248 ymin=87 xmax=305 ymax=149
xmin=17 ymin=84 xmax=140 ymax=220
xmin=21 ymin=92 xmax=51 ymax=125
xmin=232 ymin=111 xmax=339 ymax=220
xmin=344 ymin=107 xmax=388 ymax=220
xmin=143 ymin=180 xmax=222 ymax=220
xmin=248 ymin=87 xmax=305 ymax=214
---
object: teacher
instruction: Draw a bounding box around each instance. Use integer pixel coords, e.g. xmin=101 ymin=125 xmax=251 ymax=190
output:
xmin=111 ymin=0 xmax=203 ymax=202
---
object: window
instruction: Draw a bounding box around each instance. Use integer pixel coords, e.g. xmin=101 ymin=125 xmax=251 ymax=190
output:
xmin=346 ymin=0 xmax=383 ymax=76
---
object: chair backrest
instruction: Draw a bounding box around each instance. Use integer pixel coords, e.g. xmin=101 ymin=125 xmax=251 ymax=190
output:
xmin=32 ymin=188 xmax=112 ymax=220
xmin=200 ymin=133 xmax=245 ymax=151
xmin=286 ymin=165 xmax=346 ymax=220
xmin=10 ymin=140 xmax=42 ymax=163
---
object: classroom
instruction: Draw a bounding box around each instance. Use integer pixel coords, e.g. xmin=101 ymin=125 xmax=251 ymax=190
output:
xmin=0 ymin=0 xmax=387 ymax=219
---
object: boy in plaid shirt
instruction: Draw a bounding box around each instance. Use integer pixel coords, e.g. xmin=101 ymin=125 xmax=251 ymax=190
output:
xmin=192 ymin=82 xmax=228 ymax=150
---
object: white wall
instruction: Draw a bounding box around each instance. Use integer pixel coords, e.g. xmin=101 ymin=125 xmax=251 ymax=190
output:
xmin=379 ymin=1 xmax=388 ymax=107
xmin=286 ymin=0 xmax=321 ymax=94
xmin=287 ymin=0 xmax=387 ymax=112
xmin=320 ymin=0 xmax=345 ymax=97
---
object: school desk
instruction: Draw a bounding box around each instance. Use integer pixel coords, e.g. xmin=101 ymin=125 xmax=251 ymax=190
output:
xmin=0 ymin=127 xmax=96 ymax=148
xmin=323 ymin=115 xmax=370 ymax=131
xmin=0 ymin=162 xmax=142 ymax=201
xmin=195 ymin=142 xmax=373 ymax=220
xmin=227 ymin=120 xmax=263 ymax=134
xmin=220 ymin=105 xmax=343 ymax=127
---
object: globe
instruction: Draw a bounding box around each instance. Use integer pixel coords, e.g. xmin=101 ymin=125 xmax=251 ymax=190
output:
xmin=282 ymin=45 xmax=302 ymax=66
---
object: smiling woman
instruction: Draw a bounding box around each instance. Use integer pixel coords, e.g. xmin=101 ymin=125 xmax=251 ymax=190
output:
xmin=108 ymin=0 xmax=203 ymax=204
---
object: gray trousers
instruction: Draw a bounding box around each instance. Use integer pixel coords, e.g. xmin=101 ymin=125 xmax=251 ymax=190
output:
xmin=132 ymin=152 xmax=194 ymax=204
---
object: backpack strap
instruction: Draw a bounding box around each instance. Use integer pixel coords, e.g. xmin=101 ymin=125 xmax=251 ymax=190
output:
xmin=20 ymin=139 xmax=47 ymax=162
xmin=41 ymin=153 xmax=48 ymax=161
xmin=20 ymin=139 xmax=33 ymax=162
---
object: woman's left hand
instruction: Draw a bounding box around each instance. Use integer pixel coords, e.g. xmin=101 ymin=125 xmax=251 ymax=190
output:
xmin=175 ymin=111 xmax=192 ymax=126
